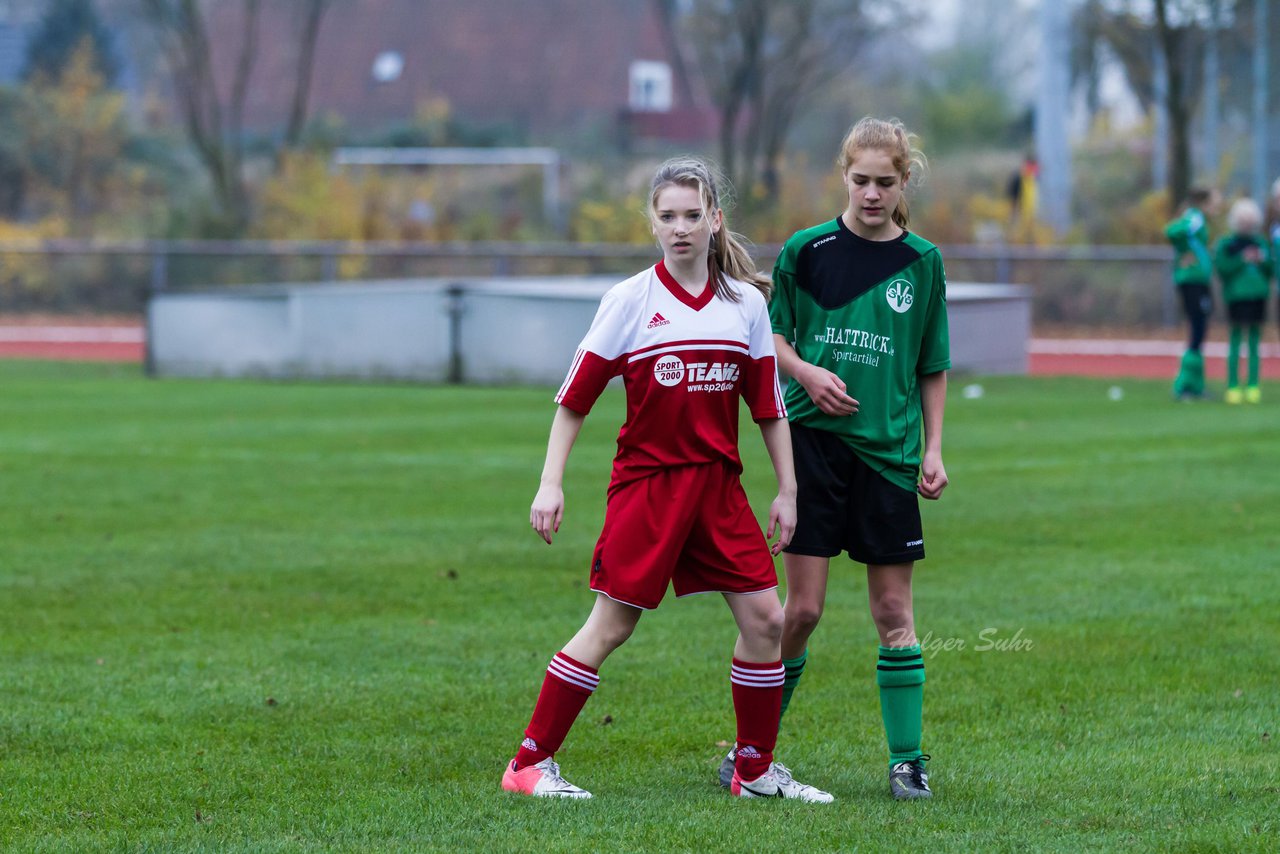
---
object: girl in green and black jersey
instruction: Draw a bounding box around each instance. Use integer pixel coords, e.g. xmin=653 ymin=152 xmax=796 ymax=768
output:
xmin=1214 ymin=198 xmax=1273 ymax=404
xmin=1164 ymin=186 xmax=1221 ymax=399
xmin=744 ymin=116 xmax=949 ymax=799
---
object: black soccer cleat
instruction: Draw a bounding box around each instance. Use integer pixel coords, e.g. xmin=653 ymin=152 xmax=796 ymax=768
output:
xmin=888 ymin=755 xmax=932 ymax=799
xmin=716 ymin=746 xmax=736 ymax=788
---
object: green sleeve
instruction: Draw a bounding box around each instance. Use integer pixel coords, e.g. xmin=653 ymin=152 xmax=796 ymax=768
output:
xmin=769 ymin=242 xmax=798 ymax=340
xmin=917 ymin=253 xmax=951 ymax=375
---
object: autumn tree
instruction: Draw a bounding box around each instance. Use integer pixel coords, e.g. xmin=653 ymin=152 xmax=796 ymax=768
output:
xmin=23 ymin=0 xmax=120 ymax=86
xmin=12 ymin=43 xmax=133 ymax=233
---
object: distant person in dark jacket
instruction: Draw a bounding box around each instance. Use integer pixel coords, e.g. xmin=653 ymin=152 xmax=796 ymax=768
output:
xmin=1164 ymin=186 xmax=1221 ymax=400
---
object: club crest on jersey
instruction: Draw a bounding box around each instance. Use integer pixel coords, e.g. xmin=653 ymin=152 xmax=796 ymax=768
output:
xmin=647 ymin=312 xmax=670 ymax=329
xmin=886 ymin=279 xmax=914 ymax=313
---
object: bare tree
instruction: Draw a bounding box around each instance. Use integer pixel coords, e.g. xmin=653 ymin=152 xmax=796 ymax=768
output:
xmin=1072 ymin=0 xmax=1213 ymax=209
xmin=138 ymin=0 xmax=260 ymax=232
xmin=683 ymin=0 xmax=904 ymax=203
xmin=137 ymin=0 xmax=334 ymax=233
xmin=1154 ymin=0 xmax=1198 ymax=209
xmin=284 ymin=0 xmax=332 ymax=148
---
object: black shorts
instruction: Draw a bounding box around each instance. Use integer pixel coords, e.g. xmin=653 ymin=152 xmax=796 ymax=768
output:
xmin=1178 ymin=283 xmax=1213 ymax=319
xmin=1227 ymin=299 xmax=1265 ymax=325
xmin=786 ymin=422 xmax=925 ymax=565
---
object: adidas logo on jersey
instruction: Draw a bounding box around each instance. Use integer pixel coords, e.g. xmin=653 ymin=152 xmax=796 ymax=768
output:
xmin=647 ymin=312 xmax=670 ymax=329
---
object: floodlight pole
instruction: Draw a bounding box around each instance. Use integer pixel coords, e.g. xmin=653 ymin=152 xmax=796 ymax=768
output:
xmin=1253 ymin=0 xmax=1270 ymax=204
xmin=1035 ymin=0 xmax=1072 ymax=235
xmin=1202 ymin=0 xmax=1220 ymax=184
xmin=1153 ymin=41 xmax=1169 ymax=193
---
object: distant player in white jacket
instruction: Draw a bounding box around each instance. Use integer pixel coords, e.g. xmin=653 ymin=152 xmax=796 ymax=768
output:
xmin=501 ymin=157 xmax=832 ymax=803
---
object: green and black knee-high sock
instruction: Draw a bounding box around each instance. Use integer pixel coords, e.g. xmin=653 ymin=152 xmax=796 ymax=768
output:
xmin=877 ymin=644 xmax=925 ymax=766
xmin=778 ymin=649 xmax=807 ymax=721
xmin=1228 ymin=326 xmax=1243 ymax=388
xmin=1247 ymin=326 xmax=1261 ymax=387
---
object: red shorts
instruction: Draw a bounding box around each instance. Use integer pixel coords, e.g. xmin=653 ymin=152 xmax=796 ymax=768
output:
xmin=589 ymin=462 xmax=778 ymax=610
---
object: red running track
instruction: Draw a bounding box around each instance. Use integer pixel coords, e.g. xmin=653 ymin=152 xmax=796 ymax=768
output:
xmin=0 ymin=325 xmax=145 ymax=362
xmin=4 ymin=324 xmax=1280 ymax=380
xmin=1029 ymin=339 xmax=1280 ymax=380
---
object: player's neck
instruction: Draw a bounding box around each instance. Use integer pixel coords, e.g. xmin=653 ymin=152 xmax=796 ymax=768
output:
xmin=662 ymin=253 xmax=709 ymax=295
xmin=843 ymin=210 xmax=903 ymax=242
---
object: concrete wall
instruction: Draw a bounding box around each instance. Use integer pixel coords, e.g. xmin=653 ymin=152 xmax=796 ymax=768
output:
xmin=945 ymin=283 xmax=1031 ymax=375
xmin=148 ymin=276 xmax=1029 ymax=382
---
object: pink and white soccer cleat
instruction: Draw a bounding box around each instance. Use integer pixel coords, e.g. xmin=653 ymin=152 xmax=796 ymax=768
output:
xmin=501 ymin=757 xmax=592 ymax=799
xmin=731 ymin=762 xmax=834 ymax=803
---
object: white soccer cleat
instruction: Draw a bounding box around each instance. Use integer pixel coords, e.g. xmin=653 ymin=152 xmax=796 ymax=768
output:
xmin=501 ymin=757 xmax=592 ymax=799
xmin=730 ymin=761 xmax=834 ymax=803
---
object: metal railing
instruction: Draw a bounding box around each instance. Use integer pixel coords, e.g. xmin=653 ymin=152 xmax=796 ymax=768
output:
xmin=0 ymin=239 xmax=1181 ymax=326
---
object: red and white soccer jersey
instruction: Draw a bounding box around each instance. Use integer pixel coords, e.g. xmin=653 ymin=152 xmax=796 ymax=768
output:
xmin=556 ymin=260 xmax=786 ymax=493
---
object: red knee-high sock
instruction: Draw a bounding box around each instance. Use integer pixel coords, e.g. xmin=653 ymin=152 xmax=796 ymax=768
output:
xmin=514 ymin=652 xmax=599 ymax=769
xmin=731 ymin=658 xmax=784 ymax=781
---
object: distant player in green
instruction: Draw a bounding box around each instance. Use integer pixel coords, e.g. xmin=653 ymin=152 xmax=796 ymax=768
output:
xmin=1214 ymin=198 xmax=1273 ymax=404
xmin=1164 ymin=186 xmax=1220 ymax=399
xmin=1269 ymin=179 xmax=1280 ymax=342
xmin=717 ymin=116 xmax=949 ymax=799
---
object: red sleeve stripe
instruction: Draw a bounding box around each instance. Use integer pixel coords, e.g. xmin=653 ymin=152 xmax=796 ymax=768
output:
xmin=554 ymin=348 xmax=589 ymax=403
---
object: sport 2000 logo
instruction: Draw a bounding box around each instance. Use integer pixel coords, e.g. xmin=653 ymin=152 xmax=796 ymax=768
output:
xmin=653 ymin=355 xmax=685 ymax=386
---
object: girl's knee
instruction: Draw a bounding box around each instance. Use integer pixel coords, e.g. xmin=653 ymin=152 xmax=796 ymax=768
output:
xmin=870 ymin=592 xmax=911 ymax=625
xmin=785 ymin=601 xmax=824 ymax=635
xmin=599 ymin=621 xmax=637 ymax=652
xmin=744 ymin=603 xmax=784 ymax=645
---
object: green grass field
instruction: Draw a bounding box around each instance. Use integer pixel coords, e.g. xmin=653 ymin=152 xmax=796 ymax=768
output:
xmin=1 ymin=361 xmax=1276 ymax=852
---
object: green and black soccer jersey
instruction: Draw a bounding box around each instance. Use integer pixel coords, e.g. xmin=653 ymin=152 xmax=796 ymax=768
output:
xmin=1164 ymin=207 xmax=1213 ymax=286
xmin=770 ymin=217 xmax=950 ymax=491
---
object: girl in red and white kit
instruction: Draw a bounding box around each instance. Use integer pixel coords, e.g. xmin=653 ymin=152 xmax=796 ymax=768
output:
xmin=501 ymin=157 xmax=832 ymax=803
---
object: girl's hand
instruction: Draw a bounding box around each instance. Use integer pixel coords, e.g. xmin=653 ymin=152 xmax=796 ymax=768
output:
xmin=530 ymin=484 xmax=564 ymax=544
xmin=917 ymin=451 xmax=948 ymax=500
xmin=766 ymin=492 xmax=797 ymax=556
xmin=799 ymin=365 xmax=859 ymax=417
